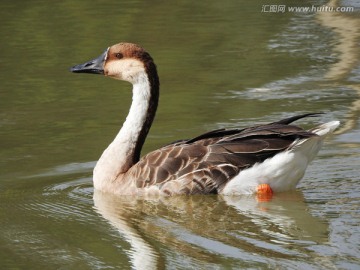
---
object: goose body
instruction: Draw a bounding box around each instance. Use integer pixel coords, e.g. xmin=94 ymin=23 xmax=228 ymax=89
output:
xmin=71 ymin=43 xmax=339 ymax=196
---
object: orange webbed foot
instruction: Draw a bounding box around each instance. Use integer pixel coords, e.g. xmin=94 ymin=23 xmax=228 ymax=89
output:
xmin=256 ymin=183 xmax=273 ymax=202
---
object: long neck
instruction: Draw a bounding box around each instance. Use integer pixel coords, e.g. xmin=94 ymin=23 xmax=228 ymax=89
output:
xmin=93 ymin=67 xmax=159 ymax=188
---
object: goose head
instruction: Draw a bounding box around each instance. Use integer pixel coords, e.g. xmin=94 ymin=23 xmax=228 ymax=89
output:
xmin=70 ymin=43 xmax=156 ymax=84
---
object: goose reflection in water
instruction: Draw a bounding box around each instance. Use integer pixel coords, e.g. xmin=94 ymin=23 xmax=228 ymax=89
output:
xmin=93 ymin=191 xmax=330 ymax=269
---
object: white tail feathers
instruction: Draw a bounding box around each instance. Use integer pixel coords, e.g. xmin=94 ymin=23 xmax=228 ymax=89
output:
xmin=291 ymin=120 xmax=340 ymax=162
xmin=310 ymin=121 xmax=340 ymax=137
xmin=292 ymin=120 xmax=340 ymax=175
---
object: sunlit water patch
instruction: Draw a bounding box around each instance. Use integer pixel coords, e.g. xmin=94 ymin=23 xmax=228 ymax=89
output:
xmin=268 ymin=12 xmax=337 ymax=63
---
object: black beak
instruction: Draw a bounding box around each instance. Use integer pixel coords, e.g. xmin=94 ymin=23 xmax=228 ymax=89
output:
xmin=70 ymin=48 xmax=108 ymax=74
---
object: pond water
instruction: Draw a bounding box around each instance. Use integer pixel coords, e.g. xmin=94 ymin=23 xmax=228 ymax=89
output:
xmin=1 ymin=0 xmax=359 ymax=269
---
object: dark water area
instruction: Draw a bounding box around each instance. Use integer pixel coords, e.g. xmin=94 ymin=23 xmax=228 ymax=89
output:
xmin=0 ymin=0 xmax=359 ymax=269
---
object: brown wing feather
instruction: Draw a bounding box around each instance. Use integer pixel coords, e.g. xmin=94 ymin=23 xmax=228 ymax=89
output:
xmin=127 ymin=114 xmax=318 ymax=194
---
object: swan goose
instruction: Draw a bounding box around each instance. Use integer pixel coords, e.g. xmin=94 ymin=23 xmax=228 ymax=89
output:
xmin=70 ymin=42 xmax=339 ymax=196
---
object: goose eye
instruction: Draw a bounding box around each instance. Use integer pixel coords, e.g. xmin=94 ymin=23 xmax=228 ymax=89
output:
xmin=115 ymin=53 xmax=123 ymax=59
